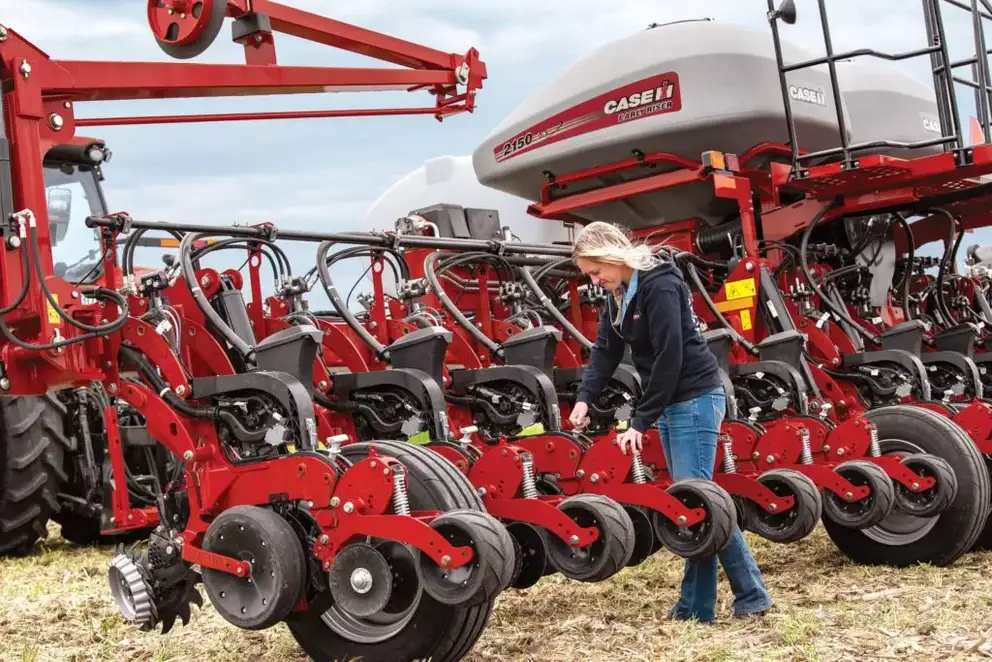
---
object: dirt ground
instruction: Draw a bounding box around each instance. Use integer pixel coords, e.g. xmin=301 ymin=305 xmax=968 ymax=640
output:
xmin=2 ymin=523 xmax=992 ymax=662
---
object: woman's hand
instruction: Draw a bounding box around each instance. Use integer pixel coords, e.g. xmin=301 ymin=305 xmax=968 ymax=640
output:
xmin=569 ymin=402 xmax=591 ymax=430
xmin=616 ymin=428 xmax=643 ymax=455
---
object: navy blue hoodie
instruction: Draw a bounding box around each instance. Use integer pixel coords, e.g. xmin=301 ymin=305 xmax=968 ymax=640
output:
xmin=575 ymin=260 xmax=723 ymax=433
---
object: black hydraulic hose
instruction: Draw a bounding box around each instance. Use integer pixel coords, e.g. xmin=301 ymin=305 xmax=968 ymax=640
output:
xmin=890 ymin=212 xmax=915 ymax=321
xmin=683 ymin=260 xmax=759 ymax=355
xmin=123 ymin=344 xmax=267 ymax=441
xmin=118 ymin=345 xmax=219 ymax=420
xmin=931 ymin=207 xmax=959 ymax=327
xmin=178 ymin=231 xmax=254 ymax=359
xmin=798 ymin=201 xmax=880 ymax=345
xmin=423 ymin=250 xmax=503 ymax=358
xmin=191 ymin=238 xmax=286 ymax=281
xmin=27 ymin=218 xmax=129 ymax=334
xmin=519 ymin=264 xmax=592 ymax=351
xmin=315 ymin=243 xmax=404 ymax=358
xmin=313 ymin=392 xmax=403 ymax=433
xmin=123 ymin=227 xmax=185 ymax=278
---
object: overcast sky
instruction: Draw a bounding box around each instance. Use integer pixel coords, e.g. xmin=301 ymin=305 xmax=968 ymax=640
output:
xmin=7 ymin=0 xmax=989 ymax=307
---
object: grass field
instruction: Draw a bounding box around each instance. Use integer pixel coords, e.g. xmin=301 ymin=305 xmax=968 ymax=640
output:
xmin=3 ymin=523 xmax=992 ymax=662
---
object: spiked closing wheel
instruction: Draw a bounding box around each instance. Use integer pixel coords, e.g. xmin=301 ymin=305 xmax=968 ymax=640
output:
xmin=329 ymin=543 xmax=394 ymax=618
xmin=200 ymin=506 xmax=307 ymax=630
xmin=147 ymin=0 xmax=228 ymax=60
xmin=109 ymin=552 xmax=158 ymax=629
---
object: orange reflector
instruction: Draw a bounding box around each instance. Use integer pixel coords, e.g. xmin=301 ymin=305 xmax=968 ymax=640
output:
xmin=701 ymin=150 xmax=726 ymax=170
xmin=715 ymin=297 xmax=753 ymax=313
xmin=713 ymin=173 xmax=737 ymax=189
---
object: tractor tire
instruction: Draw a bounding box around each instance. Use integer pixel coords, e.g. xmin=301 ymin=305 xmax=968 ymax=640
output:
xmin=0 ymin=394 xmax=71 ymax=556
xmin=822 ymin=405 xmax=991 ymax=567
xmin=286 ymin=440 xmax=507 ymax=662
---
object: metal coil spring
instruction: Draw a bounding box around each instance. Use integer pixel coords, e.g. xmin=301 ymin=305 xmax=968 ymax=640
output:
xmin=631 ymin=450 xmax=647 ymax=484
xmin=392 ymin=468 xmax=411 ymax=516
xmin=521 ymin=455 xmax=539 ymax=498
xmin=721 ymin=436 xmax=737 ymax=474
xmin=800 ymin=428 xmax=813 ymax=465
xmin=868 ymin=426 xmax=881 ymax=457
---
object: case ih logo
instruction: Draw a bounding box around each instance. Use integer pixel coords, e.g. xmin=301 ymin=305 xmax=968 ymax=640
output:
xmin=493 ymin=72 xmax=682 ymax=163
xmin=603 ymin=81 xmax=676 ymax=116
xmin=789 ymin=84 xmax=826 ymax=106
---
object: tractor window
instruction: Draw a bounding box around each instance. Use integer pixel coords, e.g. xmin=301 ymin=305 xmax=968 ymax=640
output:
xmin=43 ymin=164 xmax=108 ymax=282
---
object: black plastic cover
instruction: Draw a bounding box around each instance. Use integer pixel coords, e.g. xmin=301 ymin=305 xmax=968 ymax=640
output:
xmin=934 ymin=323 xmax=978 ymax=357
xmin=756 ymin=329 xmax=804 ymax=365
xmin=254 ymin=324 xmax=323 ymax=388
xmin=501 ymin=326 xmax=562 ymax=377
xmin=704 ymin=329 xmax=734 ymax=373
xmin=879 ymin=320 xmax=926 ymax=355
xmin=411 ymin=203 xmax=502 ymax=239
xmin=388 ymin=326 xmax=452 ymax=384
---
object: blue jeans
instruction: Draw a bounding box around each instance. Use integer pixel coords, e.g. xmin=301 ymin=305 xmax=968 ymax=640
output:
xmin=656 ymin=386 xmax=773 ymax=622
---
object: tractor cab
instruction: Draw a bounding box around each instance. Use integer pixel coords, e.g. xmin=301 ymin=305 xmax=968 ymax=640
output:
xmin=42 ymin=137 xmax=111 ymax=281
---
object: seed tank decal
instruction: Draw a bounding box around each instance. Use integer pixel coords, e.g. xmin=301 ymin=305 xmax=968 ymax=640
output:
xmin=493 ymin=72 xmax=682 ymax=164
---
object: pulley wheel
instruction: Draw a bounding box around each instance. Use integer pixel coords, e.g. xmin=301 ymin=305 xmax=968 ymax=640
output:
xmin=200 ymin=505 xmax=306 ymax=630
xmin=505 ymin=521 xmax=548 ymax=590
xmin=147 ymin=0 xmax=228 ymax=60
xmin=329 ymin=543 xmax=394 ymax=618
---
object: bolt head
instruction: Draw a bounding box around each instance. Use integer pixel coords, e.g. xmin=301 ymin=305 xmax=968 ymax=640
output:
xmin=677 ymin=515 xmax=687 ymax=525
xmin=330 ymin=496 xmax=340 ymax=507
xmin=318 ymin=534 xmax=329 ymax=544
xmin=845 ymin=491 xmax=854 ymax=500
xmin=768 ymin=503 xmax=778 ymax=512
xmin=48 ymin=113 xmax=64 ymax=131
xmin=568 ymin=535 xmax=580 ymax=546
xmin=911 ymin=482 xmax=920 ymax=491
xmin=343 ymin=501 xmax=354 ymax=513
xmin=440 ymin=554 xmax=452 ymax=567
xmin=0 ymin=378 xmax=9 ymax=390
xmin=183 ymin=450 xmax=194 ymax=461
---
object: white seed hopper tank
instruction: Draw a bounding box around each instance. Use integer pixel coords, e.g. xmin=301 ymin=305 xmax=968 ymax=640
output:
xmin=361 ymin=155 xmax=573 ymax=297
xmin=472 ymin=18 xmax=851 ymax=230
xmin=834 ymin=58 xmax=946 ymax=160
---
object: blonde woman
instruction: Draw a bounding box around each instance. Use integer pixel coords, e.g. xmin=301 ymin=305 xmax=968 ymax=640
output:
xmin=569 ymin=221 xmax=772 ymax=623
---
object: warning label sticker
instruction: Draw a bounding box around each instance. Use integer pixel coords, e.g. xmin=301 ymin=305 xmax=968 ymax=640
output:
xmin=493 ymin=71 xmax=682 ymax=164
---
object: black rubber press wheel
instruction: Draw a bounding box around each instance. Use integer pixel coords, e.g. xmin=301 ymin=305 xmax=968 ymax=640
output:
xmin=746 ymin=469 xmax=822 ymax=544
xmin=543 ymin=494 xmax=635 ymax=582
xmin=653 ymin=479 xmax=736 ymax=558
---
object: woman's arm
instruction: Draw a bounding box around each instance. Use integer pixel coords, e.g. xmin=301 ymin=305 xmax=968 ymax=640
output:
xmin=630 ymin=285 xmax=683 ymax=433
xmin=575 ymin=298 xmax=625 ymax=405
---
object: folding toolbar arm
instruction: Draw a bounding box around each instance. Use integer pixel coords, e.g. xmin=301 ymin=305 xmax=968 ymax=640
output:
xmin=0 ymin=2 xmax=486 ymax=391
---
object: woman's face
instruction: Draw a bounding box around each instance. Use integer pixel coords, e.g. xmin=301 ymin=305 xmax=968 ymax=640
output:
xmin=575 ymin=257 xmax=627 ymax=291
